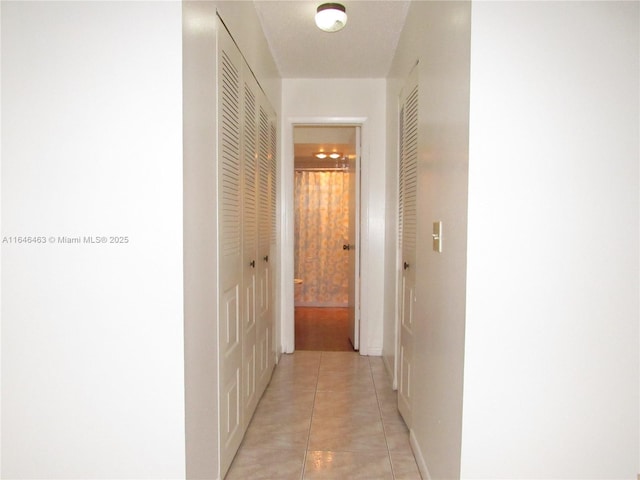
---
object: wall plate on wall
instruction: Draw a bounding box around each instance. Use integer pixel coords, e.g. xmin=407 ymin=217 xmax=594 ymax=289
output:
xmin=432 ymin=221 xmax=442 ymax=253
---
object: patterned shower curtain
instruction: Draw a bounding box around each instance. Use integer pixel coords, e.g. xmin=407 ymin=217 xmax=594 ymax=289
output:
xmin=294 ymin=170 xmax=350 ymax=307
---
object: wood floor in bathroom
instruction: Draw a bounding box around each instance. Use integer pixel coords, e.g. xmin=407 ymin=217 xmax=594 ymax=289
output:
xmin=295 ymin=307 xmax=355 ymax=352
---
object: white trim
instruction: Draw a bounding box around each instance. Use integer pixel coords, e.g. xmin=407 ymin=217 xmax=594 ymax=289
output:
xmin=351 ymin=125 xmax=362 ymax=351
xmin=295 ymin=302 xmax=349 ymax=308
xmin=280 ymin=116 xmax=369 ymax=355
xmin=393 ymin=94 xmax=402 ymax=391
xmin=382 ymin=350 xmax=395 ymax=386
xmin=410 ymin=428 xmax=432 ymax=480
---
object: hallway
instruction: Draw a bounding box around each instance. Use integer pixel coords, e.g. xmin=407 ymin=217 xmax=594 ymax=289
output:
xmin=225 ymin=351 xmax=421 ymax=479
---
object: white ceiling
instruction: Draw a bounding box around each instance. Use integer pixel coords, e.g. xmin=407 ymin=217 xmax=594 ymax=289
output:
xmin=253 ymin=0 xmax=410 ymax=78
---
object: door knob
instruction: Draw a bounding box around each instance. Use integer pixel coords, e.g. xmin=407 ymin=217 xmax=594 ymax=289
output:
xmin=250 ymin=260 xmax=256 ymax=268
xmin=263 ymin=255 xmax=269 ymax=262
xmin=403 ymin=261 xmax=410 ymax=270
xmin=343 ymin=244 xmax=350 ymax=251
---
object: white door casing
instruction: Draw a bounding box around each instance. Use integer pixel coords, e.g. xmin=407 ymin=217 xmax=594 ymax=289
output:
xmin=282 ymin=117 xmax=366 ymax=354
xmin=348 ymin=127 xmax=361 ymax=350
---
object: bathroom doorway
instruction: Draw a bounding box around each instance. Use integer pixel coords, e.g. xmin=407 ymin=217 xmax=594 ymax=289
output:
xmin=293 ymin=125 xmax=360 ymax=351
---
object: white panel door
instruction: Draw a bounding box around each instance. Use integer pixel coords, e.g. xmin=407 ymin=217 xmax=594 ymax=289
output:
xmin=265 ymin=108 xmax=277 ymax=381
xmin=242 ymin=71 xmax=259 ymax=419
xmin=256 ymin=99 xmax=276 ymax=393
xmin=217 ymin=25 xmax=244 ymax=477
xmin=268 ymin=112 xmax=277 ymax=369
xmin=398 ymin=70 xmax=418 ymax=425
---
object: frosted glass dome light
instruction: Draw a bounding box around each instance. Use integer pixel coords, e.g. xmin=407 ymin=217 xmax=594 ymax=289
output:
xmin=315 ymin=3 xmax=347 ymax=33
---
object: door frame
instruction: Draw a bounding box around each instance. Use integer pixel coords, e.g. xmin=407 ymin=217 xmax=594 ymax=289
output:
xmin=280 ymin=116 xmax=368 ymax=354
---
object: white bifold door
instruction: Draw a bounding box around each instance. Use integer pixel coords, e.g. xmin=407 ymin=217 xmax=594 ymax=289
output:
xmin=256 ymin=99 xmax=276 ymax=398
xmin=397 ymin=67 xmax=418 ymax=425
xmin=217 ymin=19 xmax=277 ymax=478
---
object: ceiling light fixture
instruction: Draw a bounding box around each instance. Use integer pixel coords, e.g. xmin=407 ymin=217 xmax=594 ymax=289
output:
xmin=315 ymin=3 xmax=347 ymax=33
xmin=314 ymin=152 xmax=343 ymax=159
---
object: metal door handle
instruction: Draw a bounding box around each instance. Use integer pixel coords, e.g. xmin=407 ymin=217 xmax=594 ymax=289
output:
xmin=403 ymin=261 xmax=410 ymax=270
xmin=263 ymin=255 xmax=269 ymax=262
xmin=250 ymin=260 xmax=256 ymax=268
xmin=343 ymin=244 xmax=350 ymax=251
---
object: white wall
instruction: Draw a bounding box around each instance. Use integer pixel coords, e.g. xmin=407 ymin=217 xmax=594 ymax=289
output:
xmin=182 ymin=2 xmax=281 ymax=478
xmin=385 ymin=2 xmax=472 ymax=478
xmin=1 ymin=2 xmax=185 ymax=478
xmin=182 ymin=2 xmax=219 ymax=478
xmin=462 ymin=2 xmax=639 ymax=479
xmin=280 ymin=78 xmax=386 ymax=355
xmin=386 ymin=2 xmax=639 ymax=478
xmin=382 ymin=70 xmax=400 ymax=379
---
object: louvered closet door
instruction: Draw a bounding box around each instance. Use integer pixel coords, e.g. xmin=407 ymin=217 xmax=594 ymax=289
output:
xmin=398 ymin=67 xmax=418 ymax=425
xmin=268 ymin=112 xmax=277 ymax=369
xmin=217 ymin=25 xmax=244 ymax=477
xmin=242 ymin=70 xmax=260 ymax=419
xmin=261 ymin=104 xmax=277 ymax=391
xmin=256 ymin=98 xmax=276 ymax=392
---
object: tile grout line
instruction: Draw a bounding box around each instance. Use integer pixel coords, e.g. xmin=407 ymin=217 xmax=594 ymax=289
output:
xmin=370 ymin=358 xmax=397 ymax=480
xmin=225 ymin=352 xmax=420 ymax=479
xmin=300 ymin=351 xmax=322 ymax=480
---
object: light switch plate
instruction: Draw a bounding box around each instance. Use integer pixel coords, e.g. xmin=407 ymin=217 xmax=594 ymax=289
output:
xmin=432 ymin=221 xmax=442 ymax=253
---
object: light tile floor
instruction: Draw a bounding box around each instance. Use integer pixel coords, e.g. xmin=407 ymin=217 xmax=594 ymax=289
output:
xmin=225 ymin=351 xmax=422 ymax=480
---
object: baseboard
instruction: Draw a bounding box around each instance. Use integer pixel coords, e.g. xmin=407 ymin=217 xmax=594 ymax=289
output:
xmin=365 ymin=346 xmax=383 ymax=356
xmin=294 ymin=302 xmax=349 ymax=307
xmin=410 ymin=428 xmax=432 ymax=480
xmin=382 ymin=353 xmax=397 ymax=390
